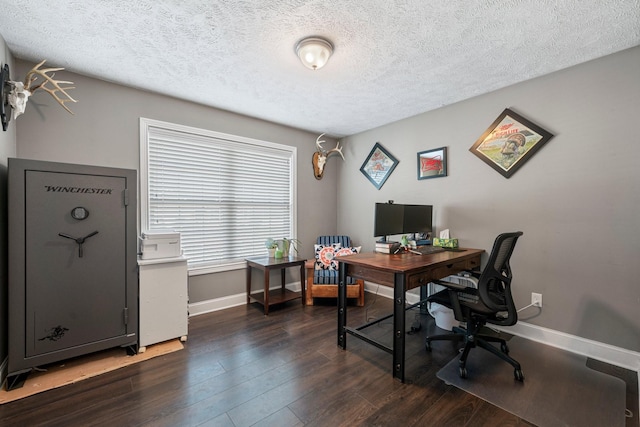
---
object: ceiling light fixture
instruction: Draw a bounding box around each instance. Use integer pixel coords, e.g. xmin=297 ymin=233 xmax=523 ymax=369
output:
xmin=295 ymin=37 xmax=333 ymax=70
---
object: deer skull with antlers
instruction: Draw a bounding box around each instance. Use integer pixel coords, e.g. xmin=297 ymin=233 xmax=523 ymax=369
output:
xmin=7 ymin=60 xmax=76 ymax=120
xmin=312 ymin=133 xmax=345 ymax=180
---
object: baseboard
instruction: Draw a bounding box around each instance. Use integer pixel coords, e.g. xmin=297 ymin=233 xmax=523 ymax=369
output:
xmin=188 ymin=281 xmax=302 ymax=316
xmin=189 ymin=293 xmax=248 ymax=316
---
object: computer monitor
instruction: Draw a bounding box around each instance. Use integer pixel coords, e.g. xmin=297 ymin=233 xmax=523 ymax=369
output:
xmin=374 ymin=202 xmax=433 ymax=239
xmin=373 ymin=203 xmax=404 ymax=238
xmin=403 ymin=204 xmax=433 ymax=235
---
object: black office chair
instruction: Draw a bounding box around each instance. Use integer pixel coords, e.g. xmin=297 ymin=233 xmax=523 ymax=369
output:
xmin=425 ymin=231 xmax=524 ymax=381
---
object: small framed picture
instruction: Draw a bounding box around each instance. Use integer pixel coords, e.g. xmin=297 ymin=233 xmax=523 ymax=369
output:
xmin=417 ymin=147 xmax=447 ymax=180
xmin=359 ymin=142 xmax=399 ymax=190
xmin=469 ymin=108 xmax=554 ymax=178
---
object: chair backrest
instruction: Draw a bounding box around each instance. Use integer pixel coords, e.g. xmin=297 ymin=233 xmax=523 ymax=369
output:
xmin=477 ymin=231 xmax=523 ymax=326
xmin=317 ymin=235 xmax=352 ymax=247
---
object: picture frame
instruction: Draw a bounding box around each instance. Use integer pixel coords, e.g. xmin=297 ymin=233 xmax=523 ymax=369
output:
xmin=469 ymin=108 xmax=554 ymax=178
xmin=359 ymin=142 xmax=399 ymax=190
xmin=417 ymin=146 xmax=447 ymax=180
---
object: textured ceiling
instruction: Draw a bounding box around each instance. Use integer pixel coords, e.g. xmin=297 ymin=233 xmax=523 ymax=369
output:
xmin=1 ymin=0 xmax=639 ymax=137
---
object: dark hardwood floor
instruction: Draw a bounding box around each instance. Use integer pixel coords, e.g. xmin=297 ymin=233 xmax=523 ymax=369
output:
xmin=0 ymin=293 xmax=587 ymax=426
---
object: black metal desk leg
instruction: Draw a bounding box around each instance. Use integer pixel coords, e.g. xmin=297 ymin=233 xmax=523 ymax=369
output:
xmin=337 ymin=262 xmax=347 ymax=349
xmin=420 ymin=283 xmax=428 ymax=314
xmin=393 ymin=272 xmax=406 ymax=382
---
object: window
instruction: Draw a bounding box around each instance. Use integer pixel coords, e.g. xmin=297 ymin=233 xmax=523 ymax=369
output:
xmin=140 ymin=118 xmax=297 ymax=275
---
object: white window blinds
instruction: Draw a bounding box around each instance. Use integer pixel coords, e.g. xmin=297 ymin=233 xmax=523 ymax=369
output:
xmin=140 ymin=118 xmax=296 ymax=274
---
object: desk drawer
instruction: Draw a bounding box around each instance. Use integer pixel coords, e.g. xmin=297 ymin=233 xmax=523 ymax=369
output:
xmin=407 ymin=258 xmax=476 ymax=289
xmin=464 ymin=257 xmax=480 ymax=271
xmin=347 ymin=265 xmax=395 ymax=287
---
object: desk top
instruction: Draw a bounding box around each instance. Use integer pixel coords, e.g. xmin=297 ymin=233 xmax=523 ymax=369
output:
xmin=337 ymin=249 xmax=484 ymax=274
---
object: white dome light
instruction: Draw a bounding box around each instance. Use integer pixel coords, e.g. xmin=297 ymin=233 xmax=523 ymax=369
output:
xmin=295 ymin=37 xmax=333 ymax=71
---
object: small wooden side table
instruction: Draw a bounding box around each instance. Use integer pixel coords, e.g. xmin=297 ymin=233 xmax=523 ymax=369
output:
xmin=245 ymin=256 xmax=306 ymax=315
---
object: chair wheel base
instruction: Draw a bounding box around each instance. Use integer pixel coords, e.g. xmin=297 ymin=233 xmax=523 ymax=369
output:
xmin=514 ymin=368 xmax=524 ymax=382
xmin=501 ymin=342 xmax=509 ymax=354
xmin=459 ymin=367 xmax=468 ymax=378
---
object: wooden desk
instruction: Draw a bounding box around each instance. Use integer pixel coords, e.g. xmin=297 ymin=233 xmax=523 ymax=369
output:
xmin=337 ymin=249 xmax=483 ymax=382
xmin=246 ymin=256 xmax=306 ymax=315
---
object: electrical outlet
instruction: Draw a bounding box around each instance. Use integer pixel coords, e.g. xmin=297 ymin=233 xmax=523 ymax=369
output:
xmin=531 ymin=292 xmax=543 ymax=308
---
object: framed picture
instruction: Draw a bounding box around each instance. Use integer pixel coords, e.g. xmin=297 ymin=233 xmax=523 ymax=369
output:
xmin=417 ymin=147 xmax=447 ymax=180
xmin=360 ymin=142 xmax=399 ymax=190
xmin=469 ymin=108 xmax=554 ymax=178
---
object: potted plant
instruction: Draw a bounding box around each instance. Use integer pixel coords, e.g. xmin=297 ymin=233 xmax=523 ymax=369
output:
xmin=265 ymin=238 xmax=278 ymax=257
xmin=281 ymin=238 xmax=301 ymax=256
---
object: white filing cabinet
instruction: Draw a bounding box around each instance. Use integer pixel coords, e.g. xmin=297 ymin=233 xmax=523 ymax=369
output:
xmin=138 ymin=256 xmax=188 ymax=352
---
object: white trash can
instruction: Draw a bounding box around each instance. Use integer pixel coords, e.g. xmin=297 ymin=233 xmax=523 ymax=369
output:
xmin=430 ymin=302 xmax=458 ymax=330
xmin=428 ymin=274 xmax=478 ymax=330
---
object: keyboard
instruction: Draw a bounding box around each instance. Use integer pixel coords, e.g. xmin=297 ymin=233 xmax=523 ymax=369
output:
xmin=411 ymin=246 xmax=445 ymax=255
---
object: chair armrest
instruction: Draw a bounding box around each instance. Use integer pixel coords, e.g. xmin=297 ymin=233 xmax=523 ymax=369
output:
xmin=305 ymin=260 xmax=315 ymax=287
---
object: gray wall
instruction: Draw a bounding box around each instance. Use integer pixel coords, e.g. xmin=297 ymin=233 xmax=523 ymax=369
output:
xmin=337 ymin=46 xmax=640 ymax=352
xmin=13 ymin=59 xmax=340 ymax=302
xmin=9 ymin=46 xmax=640 ymax=354
xmin=0 ymin=34 xmax=17 ymax=377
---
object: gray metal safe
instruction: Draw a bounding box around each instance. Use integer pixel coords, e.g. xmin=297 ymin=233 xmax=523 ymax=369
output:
xmin=7 ymin=158 xmax=138 ymax=390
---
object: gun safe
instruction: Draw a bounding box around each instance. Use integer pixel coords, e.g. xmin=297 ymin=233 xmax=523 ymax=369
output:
xmin=6 ymin=158 xmax=138 ymax=390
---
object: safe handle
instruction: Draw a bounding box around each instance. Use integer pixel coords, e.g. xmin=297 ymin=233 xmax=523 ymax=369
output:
xmin=58 ymin=231 xmax=99 ymax=257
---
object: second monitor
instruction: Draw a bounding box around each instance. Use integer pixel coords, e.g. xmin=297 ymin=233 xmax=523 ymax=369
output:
xmin=374 ymin=202 xmax=432 ymax=241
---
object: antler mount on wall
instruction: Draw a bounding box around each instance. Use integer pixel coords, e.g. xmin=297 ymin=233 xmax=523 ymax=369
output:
xmin=312 ymin=133 xmax=345 ymax=180
xmin=1 ymin=60 xmax=77 ymax=131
